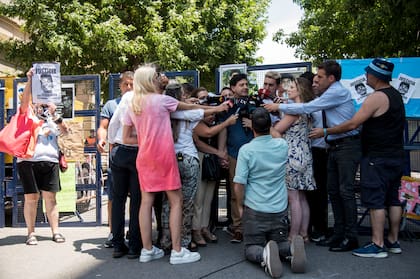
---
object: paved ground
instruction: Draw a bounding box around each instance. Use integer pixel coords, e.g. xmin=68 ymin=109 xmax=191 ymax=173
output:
xmin=1 ymin=225 xmax=419 ymax=279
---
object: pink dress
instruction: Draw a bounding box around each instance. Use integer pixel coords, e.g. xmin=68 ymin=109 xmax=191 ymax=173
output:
xmin=124 ymin=93 xmax=181 ymax=192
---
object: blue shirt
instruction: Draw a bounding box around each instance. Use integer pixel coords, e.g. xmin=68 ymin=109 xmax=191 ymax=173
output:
xmin=279 ymin=82 xmax=359 ymax=140
xmin=310 ymin=110 xmax=328 ymax=149
xmin=101 ymin=97 xmax=121 ymax=120
xmin=219 ymin=106 xmax=254 ymax=159
xmin=233 ymin=135 xmax=288 ymax=213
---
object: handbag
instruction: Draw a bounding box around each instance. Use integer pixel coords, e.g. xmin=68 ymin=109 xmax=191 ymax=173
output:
xmin=201 ymin=153 xmax=221 ymax=181
xmin=58 ymin=150 xmax=68 ymax=172
xmin=0 ymin=108 xmax=43 ymax=158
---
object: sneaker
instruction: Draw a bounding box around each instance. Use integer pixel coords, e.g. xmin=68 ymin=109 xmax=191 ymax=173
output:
xmin=352 ymin=242 xmax=388 ymax=258
xmin=290 ymin=235 xmax=306 ymax=273
xmin=223 ymin=225 xmax=234 ymax=236
xmin=139 ymin=246 xmax=164 ymax=263
xmin=262 ymin=240 xmax=282 ymax=278
xmin=104 ymin=233 xmax=114 ymax=248
xmin=230 ymin=232 xmax=243 ymax=243
xmin=310 ymin=231 xmax=326 ymax=243
xmin=384 ymin=239 xmax=402 ymax=254
xmin=169 ymin=247 xmax=201 ymax=265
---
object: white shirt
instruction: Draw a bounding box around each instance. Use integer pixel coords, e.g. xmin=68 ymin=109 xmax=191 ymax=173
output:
xmin=171 ymin=109 xmax=204 ymax=159
xmin=108 ymin=91 xmax=137 ymax=146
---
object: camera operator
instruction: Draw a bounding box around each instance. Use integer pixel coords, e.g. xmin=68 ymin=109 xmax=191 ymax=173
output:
xmin=218 ymin=73 xmax=261 ymax=243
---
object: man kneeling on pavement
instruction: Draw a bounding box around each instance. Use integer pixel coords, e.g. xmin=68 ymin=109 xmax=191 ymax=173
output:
xmin=233 ymin=107 xmax=307 ymax=278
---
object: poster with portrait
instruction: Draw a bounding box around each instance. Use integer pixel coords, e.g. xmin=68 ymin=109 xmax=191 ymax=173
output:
xmin=218 ymin=63 xmax=247 ymax=93
xmin=57 ymin=83 xmax=75 ymax=119
xmin=31 ymin=62 xmax=61 ymax=104
xmin=348 ymin=75 xmax=374 ymax=104
xmin=394 ymin=73 xmax=417 ymax=104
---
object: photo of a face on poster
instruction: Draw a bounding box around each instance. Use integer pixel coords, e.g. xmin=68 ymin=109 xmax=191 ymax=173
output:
xmin=394 ymin=73 xmax=417 ymax=104
xmin=31 ymin=62 xmax=61 ymax=104
xmin=348 ymin=74 xmax=374 ymax=104
xmin=218 ymin=64 xmax=247 ymax=93
xmin=58 ymin=83 xmax=75 ymax=119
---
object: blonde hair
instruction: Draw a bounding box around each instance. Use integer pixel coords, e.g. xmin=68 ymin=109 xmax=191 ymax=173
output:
xmin=131 ymin=64 xmax=158 ymax=114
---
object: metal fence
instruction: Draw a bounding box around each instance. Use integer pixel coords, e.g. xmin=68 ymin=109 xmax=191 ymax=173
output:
xmin=3 ymin=75 xmax=102 ymax=227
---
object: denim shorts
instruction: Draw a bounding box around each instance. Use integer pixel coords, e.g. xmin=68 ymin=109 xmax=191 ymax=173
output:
xmin=359 ymin=156 xmax=404 ymax=209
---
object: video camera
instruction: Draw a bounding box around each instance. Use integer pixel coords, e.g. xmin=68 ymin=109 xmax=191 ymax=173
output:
xmin=231 ymin=95 xmax=262 ymax=119
xmin=199 ymin=95 xmax=227 ymax=106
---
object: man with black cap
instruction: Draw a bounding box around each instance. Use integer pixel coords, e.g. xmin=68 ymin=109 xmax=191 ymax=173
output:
xmin=310 ymin=58 xmax=405 ymax=258
xmin=233 ymin=107 xmax=306 ymax=277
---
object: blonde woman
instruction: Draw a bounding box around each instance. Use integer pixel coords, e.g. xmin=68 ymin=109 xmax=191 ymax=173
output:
xmin=122 ymin=64 xmax=227 ymax=264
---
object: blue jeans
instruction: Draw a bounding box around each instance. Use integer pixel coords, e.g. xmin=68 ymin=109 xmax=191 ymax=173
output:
xmin=110 ymin=144 xmax=141 ymax=251
xmin=327 ymin=138 xmax=361 ymax=239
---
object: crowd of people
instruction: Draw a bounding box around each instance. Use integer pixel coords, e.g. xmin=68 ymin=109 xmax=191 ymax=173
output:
xmin=18 ymin=58 xmax=405 ymax=277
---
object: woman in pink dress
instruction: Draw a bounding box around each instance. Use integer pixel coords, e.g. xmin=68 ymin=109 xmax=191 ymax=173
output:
xmin=122 ymin=64 xmax=227 ymax=265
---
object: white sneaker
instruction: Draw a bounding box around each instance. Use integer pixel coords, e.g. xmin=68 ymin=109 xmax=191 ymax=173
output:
xmin=139 ymin=246 xmax=164 ymax=263
xmin=290 ymin=235 xmax=306 ymax=273
xmin=169 ymin=247 xmax=201 ymax=264
xmin=262 ymin=240 xmax=282 ymax=278
xmin=104 ymin=232 xmax=113 ymax=248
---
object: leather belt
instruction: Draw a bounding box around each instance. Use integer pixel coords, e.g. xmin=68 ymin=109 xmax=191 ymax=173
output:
xmin=327 ymin=134 xmax=360 ymax=147
xmin=113 ymin=143 xmax=138 ymax=150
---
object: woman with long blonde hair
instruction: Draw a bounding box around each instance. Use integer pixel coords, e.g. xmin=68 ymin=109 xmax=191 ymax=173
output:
xmin=122 ymin=64 xmax=227 ymax=264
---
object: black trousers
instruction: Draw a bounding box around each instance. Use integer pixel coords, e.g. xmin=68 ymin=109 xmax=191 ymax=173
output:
xmin=307 ymin=147 xmax=329 ymax=235
xmin=110 ymin=144 xmax=141 ymax=251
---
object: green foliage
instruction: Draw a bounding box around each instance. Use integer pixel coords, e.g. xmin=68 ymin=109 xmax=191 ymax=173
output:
xmin=275 ymin=0 xmax=420 ymax=64
xmin=0 ymin=0 xmax=269 ymax=92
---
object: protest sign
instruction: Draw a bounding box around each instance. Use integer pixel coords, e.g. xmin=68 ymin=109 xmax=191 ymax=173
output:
xmin=32 ymin=62 xmax=61 ymax=104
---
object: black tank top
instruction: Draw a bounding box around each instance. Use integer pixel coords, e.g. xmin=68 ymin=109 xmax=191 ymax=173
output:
xmin=361 ymin=87 xmax=405 ymax=157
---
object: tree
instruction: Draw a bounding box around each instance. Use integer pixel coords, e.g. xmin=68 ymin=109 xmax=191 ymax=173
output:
xmin=0 ymin=0 xmax=269 ymax=91
xmin=274 ymin=0 xmax=420 ymax=64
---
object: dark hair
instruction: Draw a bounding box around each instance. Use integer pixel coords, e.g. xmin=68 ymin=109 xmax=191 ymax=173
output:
xmin=165 ymin=83 xmax=183 ymax=100
xmin=299 ymin=71 xmax=315 ymax=83
xmin=191 ymin=87 xmax=208 ymax=98
xmin=355 ymin=83 xmax=366 ymax=89
xmin=229 ymin=73 xmax=248 ymax=87
xmin=220 ymin=86 xmax=232 ymax=93
xmin=317 ymin=60 xmax=341 ymax=81
xmin=182 ymin=83 xmax=195 ymax=96
xmin=252 ymin=107 xmax=271 ymax=134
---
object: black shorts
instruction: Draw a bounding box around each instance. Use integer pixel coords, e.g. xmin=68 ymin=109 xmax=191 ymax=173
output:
xmin=359 ymin=156 xmax=404 ymax=209
xmin=17 ymin=161 xmax=61 ymax=194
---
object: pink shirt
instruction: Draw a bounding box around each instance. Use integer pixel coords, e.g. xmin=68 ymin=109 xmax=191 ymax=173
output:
xmin=124 ymin=93 xmax=180 ymax=192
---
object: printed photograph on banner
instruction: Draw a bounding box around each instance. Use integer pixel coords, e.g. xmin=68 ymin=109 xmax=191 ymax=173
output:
xmin=219 ymin=63 xmax=247 ymax=93
xmin=348 ymin=75 xmax=374 ymax=104
xmin=31 ymin=62 xmax=61 ymax=104
xmin=58 ymin=83 xmax=75 ymax=119
xmin=394 ymin=73 xmax=417 ymax=104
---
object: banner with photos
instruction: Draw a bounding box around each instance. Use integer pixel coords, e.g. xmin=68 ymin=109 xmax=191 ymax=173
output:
xmin=340 ymin=57 xmax=420 ymax=117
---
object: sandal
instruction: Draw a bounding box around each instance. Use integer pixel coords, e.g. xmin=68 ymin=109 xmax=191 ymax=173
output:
xmin=201 ymin=228 xmax=218 ymax=243
xmin=192 ymin=230 xmax=207 ymax=247
xmin=52 ymin=233 xmax=66 ymax=243
xmin=26 ymin=234 xmax=38 ymax=245
xmin=302 ymin=235 xmax=310 ymax=243
xmin=188 ymin=241 xmax=198 ymax=252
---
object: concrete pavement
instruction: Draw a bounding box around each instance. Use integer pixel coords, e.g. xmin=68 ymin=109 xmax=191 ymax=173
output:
xmin=1 ymin=225 xmax=419 ymax=279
